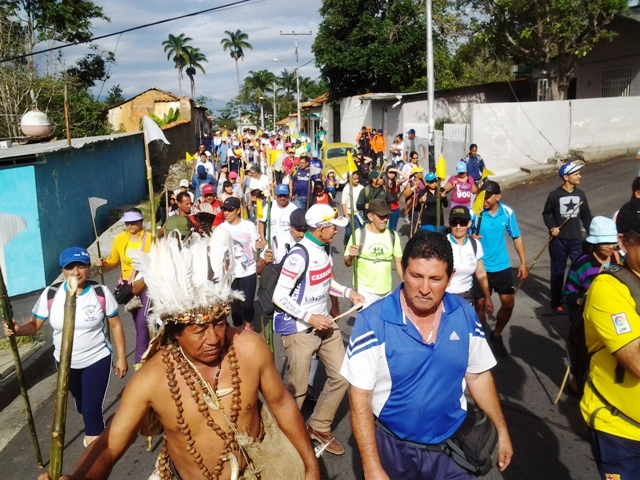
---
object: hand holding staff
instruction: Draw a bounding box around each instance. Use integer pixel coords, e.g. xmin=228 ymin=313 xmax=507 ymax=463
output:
xmin=514 ymin=201 xmax=584 ymax=294
xmin=49 ymin=276 xmax=78 ymax=480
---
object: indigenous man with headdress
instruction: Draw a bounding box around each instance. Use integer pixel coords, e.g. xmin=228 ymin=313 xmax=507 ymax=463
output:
xmin=38 ymin=229 xmax=319 ymax=480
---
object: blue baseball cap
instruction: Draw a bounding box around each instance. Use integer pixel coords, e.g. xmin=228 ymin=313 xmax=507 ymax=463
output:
xmin=407 ymin=128 xmax=416 ymax=135
xmin=59 ymin=247 xmax=90 ymax=268
xmin=558 ymin=162 xmax=584 ymax=179
xmin=275 ymin=184 xmax=289 ymax=195
xmin=456 ymin=161 xmax=467 ymax=173
xmin=425 ymin=171 xmax=437 ymax=181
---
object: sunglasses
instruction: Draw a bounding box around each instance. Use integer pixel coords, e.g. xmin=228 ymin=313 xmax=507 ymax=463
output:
xmin=450 ymin=220 xmax=468 ymax=227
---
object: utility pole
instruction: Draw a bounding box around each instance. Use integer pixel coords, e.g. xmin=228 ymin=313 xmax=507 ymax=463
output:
xmin=272 ymin=81 xmax=277 ymax=132
xmin=280 ymin=31 xmax=312 ymax=136
xmin=426 ymin=0 xmax=435 ymax=172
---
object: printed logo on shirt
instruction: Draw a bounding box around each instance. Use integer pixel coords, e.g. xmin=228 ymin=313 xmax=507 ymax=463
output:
xmin=611 ymin=313 xmax=632 ymax=335
xmin=281 ymin=268 xmax=297 ymax=280
xmin=449 ymin=331 xmax=460 ymax=341
xmin=309 ymin=264 xmax=332 ymax=285
xmin=559 ymin=196 xmax=581 ymax=217
xmin=83 ymin=305 xmax=99 ymax=323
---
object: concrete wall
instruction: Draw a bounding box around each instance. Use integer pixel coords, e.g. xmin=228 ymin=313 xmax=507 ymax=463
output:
xmin=149 ymin=121 xmax=195 ymax=186
xmin=33 ymin=134 xmax=146 ymax=287
xmin=469 ymin=96 xmax=640 ymax=174
xmin=340 ymin=96 xmax=373 ymax=146
xmin=575 ymin=16 xmax=640 ymax=99
xmin=0 ymin=166 xmax=46 ymax=296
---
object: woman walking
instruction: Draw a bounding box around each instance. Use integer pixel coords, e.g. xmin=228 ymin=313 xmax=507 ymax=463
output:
xmin=4 ymin=247 xmax=127 ymax=446
xmin=418 ymin=172 xmax=449 ymax=232
xmin=96 ymin=208 xmax=151 ymax=365
xmin=384 ymin=166 xmax=408 ymax=231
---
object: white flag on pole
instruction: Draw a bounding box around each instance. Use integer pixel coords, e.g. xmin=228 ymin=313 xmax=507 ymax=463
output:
xmin=88 ymin=197 xmax=108 ymax=221
xmin=142 ymin=116 xmax=170 ymax=145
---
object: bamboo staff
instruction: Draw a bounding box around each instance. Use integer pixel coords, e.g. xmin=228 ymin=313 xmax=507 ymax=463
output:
xmin=88 ymin=198 xmax=110 ymax=343
xmin=349 ymin=173 xmax=359 ymax=291
xmin=49 ymin=276 xmax=78 ymax=480
xmin=409 ymin=190 xmax=417 ymax=238
xmin=265 ymin=191 xmax=275 ymax=354
xmin=142 ymin=131 xmax=157 ymax=242
xmin=435 ymin=178 xmax=442 ymax=231
xmin=0 ymin=266 xmax=43 ymax=468
xmin=515 ymin=201 xmax=584 ymax=294
xmin=414 ymin=201 xmax=425 ymax=236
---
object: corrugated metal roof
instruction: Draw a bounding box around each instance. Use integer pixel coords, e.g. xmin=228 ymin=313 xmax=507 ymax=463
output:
xmin=0 ymin=132 xmax=141 ymax=160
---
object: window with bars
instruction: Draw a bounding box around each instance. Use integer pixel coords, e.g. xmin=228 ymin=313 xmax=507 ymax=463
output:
xmin=601 ymin=66 xmax=632 ymax=97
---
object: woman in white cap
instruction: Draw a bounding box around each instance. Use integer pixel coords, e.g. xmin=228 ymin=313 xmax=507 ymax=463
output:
xmin=4 ymin=246 xmax=127 ymax=447
xmin=96 ymin=208 xmax=152 ymax=364
xmin=562 ymin=216 xmax=621 ymax=320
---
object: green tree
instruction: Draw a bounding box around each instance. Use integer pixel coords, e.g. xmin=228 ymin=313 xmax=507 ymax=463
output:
xmin=220 ymin=29 xmax=253 ymax=103
xmin=66 ymin=44 xmax=115 ymax=88
xmin=185 ymin=46 xmax=207 ymax=98
xmin=216 ymin=101 xmax=238 ymax=131
xmin=105 ymin=84 xmax=125 ymax=107
xmin=278 ymin=69 xmax=296 ymax=96
xmin=313 ymin=0 xmax=461 ymax=99
xmin=162 ymin=33 xmax=193 ymax=96
xmin=468 ymin=0 xmax=630 ymax=99
xmin=148 ymin=108 xmax=180 ymax=127
xmin=5 ymin=0 xmax=108 ymax=60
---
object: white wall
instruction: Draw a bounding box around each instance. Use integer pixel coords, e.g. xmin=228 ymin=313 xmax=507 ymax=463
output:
xmin=340 ymin=96 xmax=372 ymax=146
xmin=470 ymin=96 xmax=640 ymax=175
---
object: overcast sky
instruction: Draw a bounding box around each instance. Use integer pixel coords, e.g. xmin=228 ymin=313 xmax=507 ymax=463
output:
xmin=60 ymin=0 xmax=323 ymax=110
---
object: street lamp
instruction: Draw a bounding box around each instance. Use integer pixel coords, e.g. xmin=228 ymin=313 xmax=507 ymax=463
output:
xmin=273 ymin=58 xmax=300 ymax=135
xmin=259 ymin=93 xmax=277 ymax=132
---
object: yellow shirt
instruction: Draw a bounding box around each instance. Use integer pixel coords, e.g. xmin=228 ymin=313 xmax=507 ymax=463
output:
xmin=581 ymin=274 xmax=640 ymax=440
xmin=102 ymin=231 xmax=151 ymax=281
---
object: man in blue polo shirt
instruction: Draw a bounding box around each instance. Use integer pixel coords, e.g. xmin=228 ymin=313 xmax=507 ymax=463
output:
xmin=342 ymin=232 xmax=512 ymax=479
xmin=472 ymin=180 xmax=528 ymax=357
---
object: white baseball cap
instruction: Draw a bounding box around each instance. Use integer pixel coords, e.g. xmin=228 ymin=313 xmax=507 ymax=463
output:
xmin=179 ymin=179 xmax=189 ymax=188
xmin=305 ymin=204 xmax=348 ymax=228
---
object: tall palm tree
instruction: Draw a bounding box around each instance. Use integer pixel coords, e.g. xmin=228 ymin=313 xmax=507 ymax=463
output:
xmin=162 ymin=33 xmax=193 ymax=95
xmin=220 ymin=30 xmax=253 ymax=99
xmin=278 ymin=69 xmax=297 ymax=97
xmin=243 ymin=69 xmax=277 ymax=101
xmin=185 ymin=46 xmax=208 ymax=98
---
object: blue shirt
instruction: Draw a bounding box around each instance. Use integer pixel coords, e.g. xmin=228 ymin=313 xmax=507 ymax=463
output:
xmin=463 ymin=154 xmax=485 ymax=183
xmin=292 ymin=167 xmax=311 ymax=197
xmin=475 ymin=201 xmax=520 ymax=272
xmin=340 ymin=286 xmax=496 ymax=444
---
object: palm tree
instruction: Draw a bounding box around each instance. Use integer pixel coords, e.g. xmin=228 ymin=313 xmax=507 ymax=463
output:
xmin=185 ymin=46 xmax=208 ymax=98
xmin=220 ymin=30 xmax=253 ymax=98
xmin=162 ymin=33 xmax=193 ymax=96
xmin=243 ymin=69 xmax=277 ymax=100
xmin=278 ymin=69 xmax=296 ymax=96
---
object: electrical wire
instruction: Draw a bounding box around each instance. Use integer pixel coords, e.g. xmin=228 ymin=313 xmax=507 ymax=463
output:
xmin=0 ymin=0 xmax=258 ymax=64
xmin=485 ymin=40 xmax=560 ymax=160
xmin=96 ymin=33 xmax=122 ymax=101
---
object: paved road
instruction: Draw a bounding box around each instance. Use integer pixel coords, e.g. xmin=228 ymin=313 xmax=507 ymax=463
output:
xmin=1 ymin=156 xmax=636 ymax=479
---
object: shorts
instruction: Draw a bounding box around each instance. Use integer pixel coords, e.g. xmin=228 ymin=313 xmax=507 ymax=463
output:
xmin=473 ymin=267 xmax=514 ymax=298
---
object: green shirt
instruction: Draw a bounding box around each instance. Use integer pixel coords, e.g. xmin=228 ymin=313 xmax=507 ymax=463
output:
xmin=345 ymin=227 xmax=402 ymax=295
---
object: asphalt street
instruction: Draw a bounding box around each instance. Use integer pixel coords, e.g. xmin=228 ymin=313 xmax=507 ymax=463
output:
xmin=1 ymin=155 xmax=637 ymax=479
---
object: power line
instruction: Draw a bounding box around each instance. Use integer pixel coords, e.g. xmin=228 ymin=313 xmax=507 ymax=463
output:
xmin=0 ymin=0 xmax=257 ymax=64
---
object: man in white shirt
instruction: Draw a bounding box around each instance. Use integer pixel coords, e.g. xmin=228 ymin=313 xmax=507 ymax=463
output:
xmin=341 ymin=171 xmax=365 ymax=247
xmin=260 ymin=184 xmax=297 ymax=244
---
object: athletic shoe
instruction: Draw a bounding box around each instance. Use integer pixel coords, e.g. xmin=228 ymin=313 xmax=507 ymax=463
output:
xmin=307 ymin=425 xmax=345 ymax=455
xmin=490 ymin=333 xmax=508 ymax=357
xmin=244 ymin=324 xmax=254 ymax=331
xmin=551 ymin=305 xmax=568 ymax=315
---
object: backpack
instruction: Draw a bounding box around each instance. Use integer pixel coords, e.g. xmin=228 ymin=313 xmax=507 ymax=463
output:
xmin=47 ymin=281 xmax=107 ymax=316
xmin=567 ymin=265 xmax=640 ymax=398
xmin=257 ymin=244 xmax=310 ymax=317
xmin=356 ymin=226 xmax=396 ymax=262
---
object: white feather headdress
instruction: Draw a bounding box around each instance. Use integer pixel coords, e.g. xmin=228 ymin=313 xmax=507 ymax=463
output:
xmin=129 ymin=228 xmax=244 ymax=324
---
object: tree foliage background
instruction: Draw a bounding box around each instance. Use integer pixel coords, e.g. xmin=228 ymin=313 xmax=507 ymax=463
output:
xmin=0 ymin=0 xmax=113 ymax=139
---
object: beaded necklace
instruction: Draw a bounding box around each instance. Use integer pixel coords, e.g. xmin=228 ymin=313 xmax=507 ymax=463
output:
xmin=155 ymin=341 xmax=241 ymax=480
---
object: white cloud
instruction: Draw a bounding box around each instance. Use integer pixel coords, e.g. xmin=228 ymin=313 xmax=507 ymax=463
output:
xmin=70 ymin=0 xmax=324 ymax=108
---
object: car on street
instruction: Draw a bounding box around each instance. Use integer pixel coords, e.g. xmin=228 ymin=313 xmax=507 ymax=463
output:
xmin=321 ymin=142 xmax=358 ymax=188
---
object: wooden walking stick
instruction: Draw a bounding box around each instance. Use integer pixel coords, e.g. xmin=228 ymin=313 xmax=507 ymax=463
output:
xmin=88 ymin=197 xmax=110 ymax=343
xmin=515 ymin=201 xmax=584 ymax=294
xmin=0 ymin=266 xmax=43 ymax=468
xmin=554 ymin=365 xmax=572 ymax=405
xmin=409 ymin=190 xmax=417 ymax=238
xmin=0 ymin=213 xmax=42 ymax=467
xmin=49 ymin=276 xmax=78 ymax=480
xmin=349 ymin=172 xmax=359 ymax=291
xmin=414 ymin=201 xmax=425 ymax=236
